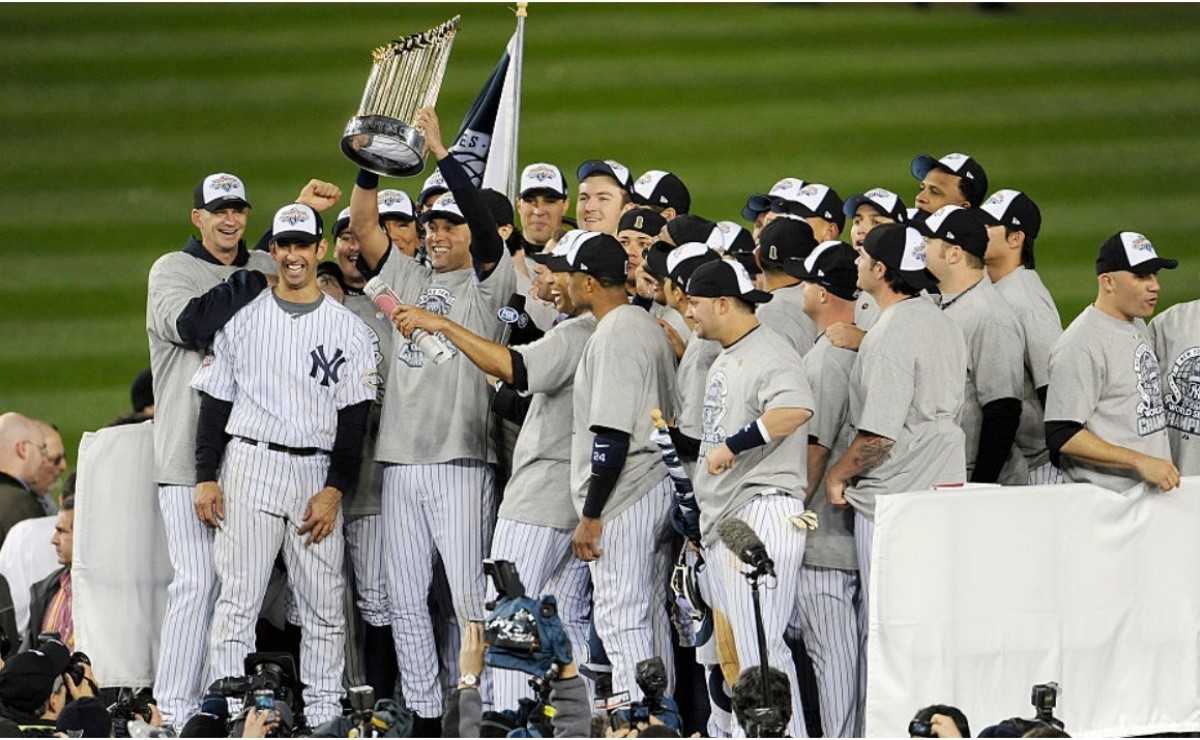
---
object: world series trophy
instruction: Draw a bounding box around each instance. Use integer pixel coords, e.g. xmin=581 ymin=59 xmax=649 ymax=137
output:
xmin=341 ymin=16 xmax=460 ymax=178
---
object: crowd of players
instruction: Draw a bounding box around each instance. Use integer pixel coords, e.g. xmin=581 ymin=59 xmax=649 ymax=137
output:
xmin=1 ymin=104 xmax=1196 ymax=737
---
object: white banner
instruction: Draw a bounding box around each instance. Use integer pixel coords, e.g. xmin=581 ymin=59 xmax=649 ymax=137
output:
xmin=867 ymin=478 xmax=1200 ymax=736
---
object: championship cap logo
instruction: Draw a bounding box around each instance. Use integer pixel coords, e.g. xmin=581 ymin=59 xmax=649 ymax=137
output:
xmin=209 ymin=174 xmax=241 ymax=193
xmin=278 ymin=206 xmax=310 ymax=226
xmin=380 ymin=191 xmax=408 ymax=207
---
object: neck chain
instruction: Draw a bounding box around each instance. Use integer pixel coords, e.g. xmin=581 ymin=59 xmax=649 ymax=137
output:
xmin=939 ymin=278 xmax=982 ymax=311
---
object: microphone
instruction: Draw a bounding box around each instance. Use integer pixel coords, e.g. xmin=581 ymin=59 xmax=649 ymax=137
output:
xmin=364 ymin=276 xmax=453 ymax=365
xmin=716 ymin=517 xmax=775 ymax=577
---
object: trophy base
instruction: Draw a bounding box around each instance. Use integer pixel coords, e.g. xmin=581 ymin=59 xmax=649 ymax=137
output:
xmin=341 ymin=116 xmax=427 ymax=178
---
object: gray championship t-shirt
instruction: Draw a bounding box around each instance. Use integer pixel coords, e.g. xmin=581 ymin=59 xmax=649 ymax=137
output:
xmin=146 ymin=247 xmax=276 ymax=486
xmin=941 ymin=277 xmax=1027 ymax=484
xmin=571 ymin=305 xmax=677 ymax=523
xmin=756 ymin=283 xmax=819 ymax=358
xmin=676 ymin=336 xmax=723 ymax=441
xmin=845 ymin=296 xmax=968 ymax=519
xmin=1046 ymin=305 xmax=1172 ymax=492
xmin=652 ymin=301 xmax=692 ymax=348
xmin=375 ymin=247 xmax=517 ymax=465
xmin=854 ymin=291 xmax=881 ymax=332
xmin=801 ymin=334 xmax=857 ymax=571
xmin=992 ymin=267 xmax=1063 ymax=470
xmin=695 ymin=326 xmax=814 ymax=547
xmin=1147 ymin=300 xmax=1200 ymax=475
xmin=501 ymin=313 xmax=598 ymax=529
xmin=341 ymin=292 xmax=393 ymax=518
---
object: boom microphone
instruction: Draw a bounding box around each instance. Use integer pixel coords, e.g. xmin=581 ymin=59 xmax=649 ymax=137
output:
xmin=716 ymin=517 xmax=775 ymax=577
xmin=364 ymin=276 xmax=453 ymax=364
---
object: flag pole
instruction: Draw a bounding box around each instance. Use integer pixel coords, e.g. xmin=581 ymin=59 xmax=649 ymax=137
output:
xmin=509 ymin=2 xmax=527 ymax=200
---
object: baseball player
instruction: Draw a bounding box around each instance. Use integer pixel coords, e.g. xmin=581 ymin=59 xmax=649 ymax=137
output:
xmin=347 ymin=106 xmax=515 ymax=731
xmin=1147 ymin=280 xmax=1200 ymax=476
xmin=911 ymin=152 xmax=988 ymax=213
xmin=564 ymin=233 xmax=678 ymax=701
xmin=377 ymin=189 xmax=421 ymax=259
xmin=191 ymin=202 xmax=377 ymax=726
xmin=741 ymin=177 xmax=806 ymax=242
xmin=631 ymin=170 xmax=691 ymax=219
xmin=638 ymin=238 xmax=694 ymax=354
xmin=753 ymin=217 xmax=821 ymax=358
xmin=1045 ymin=232 xmax=1181 ymax=493
xmin=685 ymin=258 xmax=815 ymax=738
xmin=576 ymin=159 xmax=635 ymax=235
xmin=393 ymin=231 xmax=597 ymax=711
xmin=919 ymin=206 xmax=1026 ymax=484
xmin=146 ymin=173 xmax=338 ymax=726
xmin=516 ymin=163 xmax=570 ymax=251
xmin=794 ymin=242 xmax=863 ymax=738
xmin=979 ymin=189 xmax=1065 ymax=485
xmin=617 ymin=208 xmax=667 ymax=294
xmin=770 ymin=182 xmax=845 ymax=244
xmin=837 ymin=187 xmax=910 ymax=339
xmin=825 ymin=224 xmax=967 ymax=611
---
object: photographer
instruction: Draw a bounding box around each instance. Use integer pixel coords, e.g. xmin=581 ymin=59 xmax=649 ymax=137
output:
xmin=0 ymin=640 xmax=98 ymax=736
xmin=730 ymin=666 xmax=791 ymax=738
xmin=910 ymin=704 xmax=970 ymax=738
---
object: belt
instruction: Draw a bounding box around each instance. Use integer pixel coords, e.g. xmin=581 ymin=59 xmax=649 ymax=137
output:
xmin=237 ymin=436 xmax=327 ymax=457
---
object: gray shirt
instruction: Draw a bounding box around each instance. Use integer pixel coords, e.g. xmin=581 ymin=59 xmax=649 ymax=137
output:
xmin=695 ymin=326 xmax=814 ymax=547
xmin=1148 ymin=300 xmax=1200 ymax=475
xmin=146 ymin=247 xmax=276 ymax=485
xmin=501 ymin=313 xmax=597 ymax=529
xmin=845 ymin=297 xmax=968 ymax=519
xmin=941 ymin=277 xmax=1027 ymax=484
xmin=801 ymin=334 xmax=857 ymax=570
xmin=571 ymin=304 xmax=677 ymax=522
xmin=992 ymin=267 xmax=1063 ymax=469
xmin=375 ymin=247 xmax=516 ymax=465
xmin=341 ymin=292 xmax=393 ymax=518
xmin=1046 ymin=305 xmax=1171 ymax=492
xmin=676 ymin=336 xmax=723 ymax=440
xmin=756 ymin=283 xmax=819 ymax=358
xmin=854 ymin=291 xmax=881 ymax=332
xmin=652 ymin=301 xmax=692 ymax=348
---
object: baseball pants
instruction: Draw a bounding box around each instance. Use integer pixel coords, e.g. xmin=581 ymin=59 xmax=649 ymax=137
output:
xmin=1028 ymin=462 xmax=1064 ymax=486
xmin=854 ymin=508 xmax=875 ymax=734
xmin=382 ymin=460 xmax=495 ymax=718
xmin=346 ymin=514 xmax=390 ymax=627
xmin=155 ymin=485 xmax=218 ymax=727
xmin=706 ymin=494 xmax=809 ymax=739
xmin=207 ymin=440 xmax=347 ymax=726
xmin=589 ymin=477 xmax=675 ymax=702
xmin=796 ymin=565 xmax=860 ymax=738
xmin=488 ymin=518 xmax=593 ymax=711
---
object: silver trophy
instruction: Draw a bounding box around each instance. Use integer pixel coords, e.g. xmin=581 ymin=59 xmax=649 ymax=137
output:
xmin=341 ymin=17 xmax=460 ymax=178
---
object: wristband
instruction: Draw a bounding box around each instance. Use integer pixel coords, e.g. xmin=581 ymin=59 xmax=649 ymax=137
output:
xmin=725 ymin=419 xmax=771 ymax=455
xmin=356 ymin=169 xmax=380 ymax=190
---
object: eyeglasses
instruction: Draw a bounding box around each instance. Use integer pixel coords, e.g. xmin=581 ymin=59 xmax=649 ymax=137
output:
xmin=44 ymin=452 xmax=66 ymax=466
xmin=19 ymin=439 xmax=49 ymax=458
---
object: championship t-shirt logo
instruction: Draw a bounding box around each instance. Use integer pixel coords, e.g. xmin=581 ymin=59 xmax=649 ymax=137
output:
xmin=1134 ymin=342 xmax=1167 ymax=436
xmin=1164 ymin=346 xmax=1200 ymax=435
xmin=701 ymin=371 xmax=730 ymax=450
xmin=398 ymin=287 xmax=459 ymax=368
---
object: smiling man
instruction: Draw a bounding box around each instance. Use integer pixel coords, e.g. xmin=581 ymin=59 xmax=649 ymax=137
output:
xmin=191 ymin=202 xmax=376 ymax=726
xmin=576 ymin=159 xmax=634 ymax=235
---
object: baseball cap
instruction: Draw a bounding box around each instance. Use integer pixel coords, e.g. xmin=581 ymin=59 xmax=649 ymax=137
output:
xmin=770 ymin=182 xmax=846 ymax=229
xmin=270 ymin=203 xmax=323 ymax=245
xmin=565 ymin=231 xmax=628 ymax=280
xmin=756 ymin=217 xmax=818 ymax=269
xmin=57 ymin=696 xmax=115 ymax=738
xmin=0 ymin=642 xmax=71 ymax=713
xmin=316 ymin=261 xmax=348 ymax=293
xmin=529 ymin=229 xmax=585 ymax=272
xmin=741 ymin=177 xmax=806 ymax=221
xmin=519 ymin=163 xmax=568 ymax=199
xmin=665 ymin=214 xmax=718 ymax=248
xmin=332 ymin=206 xmax=352 ymax=238
xmin=130 ymin=367 xmax=153 ymax=413
xmin=666 ymin=243 xmax=721 ymax=289
xmin=194 ymin=173 xmax=250 ymax=211
xmin=843 ymin=187 xmax=908 ymax=223
xmin=419 ymin=192 xmax=467 ymax=225
xmin=417 ymin=169 xmax=449 ymax=205
xmin=618 ymin=208 xmax=668 ymax=238
xmin=1095 ymin=231 xmax=1178 ymax=275
xmin=377 ymin=189 xmax=416 ymax=222
xmin=686 ymin=259 xmax=773 ymax=304
xmin=632 ymin=170 xmax=691 ymax=214
xmin=577 ymin=159 xmax=633 ymax=192
xmin=917 ymin=205 xmax=988 ymax=258
xmin=481 ymin=188 xmax=514 ymax=227
xmin=642 ymin=241 xmax=675 ymax=280
xmin=862 ymin=222 xmax=938 ymax=291
xmin=790 ymin=241 xmax=859 ymax=300
xmin=978 ymin=189 xmax=1042 ymax=240
xmin=911 ymin=152 xmax=989 ymax=208
xmin=718 ymin=221 xmax=761 ymax=276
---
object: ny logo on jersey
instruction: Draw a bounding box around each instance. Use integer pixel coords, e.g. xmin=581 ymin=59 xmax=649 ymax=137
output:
xmin=310 ymin=345 xmax=347 ymax=387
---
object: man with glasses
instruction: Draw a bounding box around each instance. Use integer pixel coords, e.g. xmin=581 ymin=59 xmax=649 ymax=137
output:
xmin=0 ymin=412 xmax=50 ymax=547
xmin=29 ymin=422 xmax=67 ymax=506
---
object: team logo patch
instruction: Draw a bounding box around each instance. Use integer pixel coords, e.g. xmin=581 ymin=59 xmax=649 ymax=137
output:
xmin=379 ymin=191 xmax=408 ymax=207
xmin=1129 ymin=234 xmax=1153 ymax=252
xmin=800 ymin=184 xmax=820 ymax=197
xmin=498 ymin=306 xmax=520 ymax=324
xmin=528 ymin=165 xmax=557 ymax=182
xmin=1134 ymin=342 xmax=1167 ymax=436
xmin=202 ymin=353 xmax=214 ymax=367
xmin=310 ymin=345 xmax=347 ymax=386
xmin=278 ymin=206 xmax=310 ymax=226
xmin=1164 ymin=347 xmax=1200 ymax=435
xmin=985 ymin=192 xmax=1007 ymax=207
xmin=209 ymin=174 xmax=241 ymax=193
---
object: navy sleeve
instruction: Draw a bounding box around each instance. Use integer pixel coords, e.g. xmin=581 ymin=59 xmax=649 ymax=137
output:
xmin=1045 ymin=419 xmax=1084 ymax=468
xmin=325 ymin=401 xmax=371 ymax=493
xmin=491 ymin=383 xmax=532 ymax=426
xmin=195 ymin=392 xmax=233 ymax=483
xmin=177 ymin=270 xmax=268 ymax=350
xmin=437 ymin=155 xmax=504 ymax=278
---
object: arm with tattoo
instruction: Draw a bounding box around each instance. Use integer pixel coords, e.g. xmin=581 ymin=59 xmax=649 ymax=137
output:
xmin=824 ymin=431 xmax=895 ymax=506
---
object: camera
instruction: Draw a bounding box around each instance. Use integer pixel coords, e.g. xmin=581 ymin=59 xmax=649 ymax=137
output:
xmin=209 ymin=653 xmax=301 ymax=736
xmin=36 ymin=632 xmax=92 ymax=690
xmin=603 ymin=657 xmax=682 ymax=734
xmin=908 ymin=718 xmax=935 ymax=737
xmin=108 ymin=687 xmax=159 ymax=738
xmin=484 ymin=558 xmax=526 ymax=607
xmin=1032 ymin=681 xmax=1058 ymax=723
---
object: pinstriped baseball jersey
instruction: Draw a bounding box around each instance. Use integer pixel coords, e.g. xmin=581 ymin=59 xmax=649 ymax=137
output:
xmin=373 ymin=247 xmax=516 ymax=464
xmin=147 ymin=246 xmax=276 ymax=485
xmin=1148 ymin=300 xmax=1200 ymax=475
xmin=992 ymin=267 xmax=1063 ymax=470
xmin=501 ymin=313 xmax=597 ymax=530
xmin=190 ymin=291 xmax=377 ymax=448
xmin=756 ymin=283 xmax=819 ymax=358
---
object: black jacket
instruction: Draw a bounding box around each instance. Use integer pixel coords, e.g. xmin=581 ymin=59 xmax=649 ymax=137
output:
xmin=21 ymin=567 xmax=66 ymax=652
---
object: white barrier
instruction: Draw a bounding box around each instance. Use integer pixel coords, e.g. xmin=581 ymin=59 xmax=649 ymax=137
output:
xmin=866 ymin=477 xmax=1200 ymax=736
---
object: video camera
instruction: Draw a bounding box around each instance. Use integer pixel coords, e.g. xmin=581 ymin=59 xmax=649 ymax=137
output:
xmin=600 ymin=657 xmax=682 ymax=735
xmin=209 ymin=652 xmax=301 ymax=737
xmin=974 ymin=681 xmax=1065 ymax=737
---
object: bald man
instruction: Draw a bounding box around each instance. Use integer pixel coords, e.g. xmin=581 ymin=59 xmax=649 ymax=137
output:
xmin=0 ymin=413 xmax=51 ymax=546
xmin=30 ymin=423 xmax=67 ymax=505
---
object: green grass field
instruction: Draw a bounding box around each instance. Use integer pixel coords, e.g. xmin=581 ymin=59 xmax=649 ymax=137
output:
xmin=1 ymin=2 xmax=1198 ymax=465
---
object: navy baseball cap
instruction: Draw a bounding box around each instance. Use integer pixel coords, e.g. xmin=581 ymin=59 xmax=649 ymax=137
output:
xmin=377 ymin=189 xmax=416 ymax=222
xmin=632 ymin=170 xmax=691 ymax=214
xmin=862 ymin=222 xmax=938 ymax=291
xmin=529 ymin=229 xmax=587 ymax=272
xmin=770 ymin=182 xmax=846 ymax=229
xmin=270 ymin=203 xmax=323 ymax=245
xmin=756 ymin=217 xmax=818 ymax=270
xmin=577 ymin=159 xmax=632 ymax=191
xmin=911 ymin=152 xmax=989 ymax=208
xmin=194 ymin=173 xmax=250 ymax=211
xmin=917 ymin=205 xmax=989 ymax=258
xmin=686 ymin=259 xmax=773 ymax=304
xmin=790 ymin=240 xmax=859 ymax=300
xmin=665 ymin=214 xmax=718 ymax=247
xmin=618 ymin=208 xmax=668 ymax=238
xmin=419 ymin=192 xmax=467 ymax=225
xmin=666 ymin=243 xmax=721 ymax=289
xmin=481 ymin=188 xmax=514 ymax=227
xmin=741 ymin=177 xmax=807 ymax=221
xmin=332 ymin=206 xmax=352 ymax=238
xmin=1095 ymin=231 xmax=1178 ymax=275
xmin=0 ymin=641 xmax=71 ymax=713
xmin=843 ymin=187 xmax=908 ymax=223
xmin=642 ymin=240 xmax=675 ymax=280
xmin=978 ymin=189 xmax=1042 ymax=240
xmin=519 ymin=163 xmax=568 ymax=199
xmin=565 ymin=231 xmax=628 ymax=280
xmin=718 ymin=221 xmax=761 ymax=276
